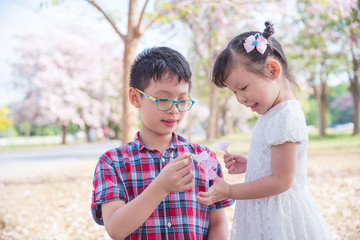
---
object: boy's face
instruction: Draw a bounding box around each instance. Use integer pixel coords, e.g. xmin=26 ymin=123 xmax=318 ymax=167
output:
xmin=134 ymin=74 xmax=190 ymax=138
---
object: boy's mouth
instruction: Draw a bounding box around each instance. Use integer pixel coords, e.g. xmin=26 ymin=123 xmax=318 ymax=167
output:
xmin=161 ymin=119 xmax=177 ymax=127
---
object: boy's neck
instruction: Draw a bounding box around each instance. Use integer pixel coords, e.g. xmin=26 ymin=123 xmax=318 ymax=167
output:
xmin=138 ymin=130 xmax=173 ymax=154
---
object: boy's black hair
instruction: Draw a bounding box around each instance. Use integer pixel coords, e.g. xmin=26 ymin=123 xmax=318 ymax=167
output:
xmin=130 ymin=46 xmax=192 ymax=91
xmin=212 ymin=21 xmax=298 ymax=89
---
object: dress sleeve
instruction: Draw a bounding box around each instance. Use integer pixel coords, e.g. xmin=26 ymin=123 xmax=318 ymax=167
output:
xmin=264 ymin=107 xmax=308 ymax=146
xmin=91 ymin=150 xmax=127 ymax=225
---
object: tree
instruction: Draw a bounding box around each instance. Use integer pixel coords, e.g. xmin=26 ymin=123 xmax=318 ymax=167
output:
xmin=12 ymin=30 xmax=119 ymax=144
xmin=0 ymin=107 xmax=10 ymax=132
xmin=82 ymin=0 xmax=200 ymax=143
xmin=294 ymin=0 xmax=350 ymax=137
xmin=176 ymin=0 xmax=286 ymax=140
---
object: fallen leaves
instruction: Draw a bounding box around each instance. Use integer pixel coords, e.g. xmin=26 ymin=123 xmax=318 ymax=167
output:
xmin=0 ymin=146 xmax=359 ymax=239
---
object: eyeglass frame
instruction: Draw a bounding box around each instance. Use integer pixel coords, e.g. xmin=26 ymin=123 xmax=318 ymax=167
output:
xmin=134 ymin=88 xmax=195 ymax=112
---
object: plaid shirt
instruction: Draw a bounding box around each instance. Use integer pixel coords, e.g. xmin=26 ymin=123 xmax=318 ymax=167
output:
xmin=91 ymin=132 xmax=234 ymax=239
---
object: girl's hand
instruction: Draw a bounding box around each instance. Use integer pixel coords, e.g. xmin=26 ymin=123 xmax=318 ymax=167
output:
xmin=156 ymin=154 xmax=194 ymax=194
xmin=196 ymin=177 xmax=230 ymax=206
xmin=223 ymin=153 xmax=247 ymax=174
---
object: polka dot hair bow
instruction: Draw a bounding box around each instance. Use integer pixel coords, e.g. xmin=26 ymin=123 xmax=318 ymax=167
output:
xmin=243 ymin=33 xmax=268 ymax=54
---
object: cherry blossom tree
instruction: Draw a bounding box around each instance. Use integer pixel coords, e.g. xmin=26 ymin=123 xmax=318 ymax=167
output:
xmin=12 ymin=30 xmax=120 ymax=144
xmin=80 ymin=0 xmax=207 ymax=143
xmin=174 ymin=0 xmax=289 ymax=140
xmin=293 ymin=0 xmax=357 ymax=137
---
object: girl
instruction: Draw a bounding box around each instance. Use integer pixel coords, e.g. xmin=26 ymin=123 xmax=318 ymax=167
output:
xmin=196 ymin=22 xmax=332 ymax=239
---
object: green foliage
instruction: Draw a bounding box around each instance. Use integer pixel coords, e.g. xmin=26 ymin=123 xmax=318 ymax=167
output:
xmin=304 ymin=97 xmax=318 ymax=126
xmin=0 ymin=107 xmax=10 ymax=131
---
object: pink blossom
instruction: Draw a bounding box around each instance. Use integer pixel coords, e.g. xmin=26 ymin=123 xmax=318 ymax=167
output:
xmin=212 ymin=140 xmax=231 ymax=153
xmin=190 ymin=152 xmax=218 ymax=181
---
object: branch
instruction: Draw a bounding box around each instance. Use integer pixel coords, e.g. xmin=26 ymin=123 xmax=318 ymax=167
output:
xmin=137 ymin=0 xmax=150 ymax=33
xmin=85 ymin=0 xmax=126 ymax=41
xmin=141 ymin=0 xmax=280 ymax=34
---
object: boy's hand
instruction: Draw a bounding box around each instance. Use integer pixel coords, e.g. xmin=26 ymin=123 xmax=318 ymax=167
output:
xmin=156 ymin=154 xmax=194 ymax=194
xmin=223 ymin=153 xmax=247 ymax=174
xmin=196 ymin=177 xmax=230 ymax=206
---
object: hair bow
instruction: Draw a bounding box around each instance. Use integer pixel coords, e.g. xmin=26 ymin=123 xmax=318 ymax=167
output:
xmin=243 ymin=33 xmax=268 ymax=54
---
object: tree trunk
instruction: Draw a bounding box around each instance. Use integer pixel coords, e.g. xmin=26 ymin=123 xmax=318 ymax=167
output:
xmin=350 ymin=56 xmax=360 ymax=135
xmin=121 ymin=38 xmax=140 ymax=144
xmin=186 ymin=111 xmax=193 ymax=142
xmin=61 ymin=124 xmax=68 ymax=145
xmin=318 ymin=81 xmax=328 ymax=137
xmin=207 ymin=83 xmax=218 ymax=141
xmin=121 ymin=0 xmax=141 ymax=144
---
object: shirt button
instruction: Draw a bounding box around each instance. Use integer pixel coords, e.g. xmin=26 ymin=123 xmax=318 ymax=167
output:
xmin=161 ymin=158 xmax=166 ymax=163
xmin=167 ymin=221 xmax=172 ymax=228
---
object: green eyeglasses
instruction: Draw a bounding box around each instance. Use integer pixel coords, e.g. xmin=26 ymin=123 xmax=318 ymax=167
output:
xmin=135 ymin=88 xmax=195 ymax=112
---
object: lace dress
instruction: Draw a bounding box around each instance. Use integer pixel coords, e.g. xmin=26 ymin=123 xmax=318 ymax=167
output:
xmin=231 ymin=100 xmax=332 ymax=240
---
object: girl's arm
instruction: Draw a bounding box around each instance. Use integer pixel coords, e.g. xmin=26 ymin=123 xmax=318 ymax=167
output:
xmin=207 ymin=208 xmax=228 ymax=240
xmin=197 ymin=142 xmax=297 ymax=204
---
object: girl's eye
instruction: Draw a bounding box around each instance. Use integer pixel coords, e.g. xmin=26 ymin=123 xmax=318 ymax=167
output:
xmin=241 ymin=86 xmax=247 ymax=91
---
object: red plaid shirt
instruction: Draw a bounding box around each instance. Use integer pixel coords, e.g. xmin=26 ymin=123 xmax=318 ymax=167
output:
xmin=91 ymin=132 xmax=234 ymax=239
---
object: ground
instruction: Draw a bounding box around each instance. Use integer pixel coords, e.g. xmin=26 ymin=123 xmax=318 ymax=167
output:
xmin=0 ymin=134 xmax=359 ymax=239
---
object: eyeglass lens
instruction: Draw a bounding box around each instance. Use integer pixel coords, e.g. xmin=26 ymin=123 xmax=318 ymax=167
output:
xmin=156 ymin=99 xmax=193 ymax=111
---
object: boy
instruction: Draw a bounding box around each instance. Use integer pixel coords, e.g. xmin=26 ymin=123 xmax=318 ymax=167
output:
xmin=91 ymin=47 xmax=234 ymax=239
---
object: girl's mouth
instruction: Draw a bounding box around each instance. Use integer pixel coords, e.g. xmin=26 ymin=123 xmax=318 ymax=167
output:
xmin=250 ymin=103 xmax=259 ymax=112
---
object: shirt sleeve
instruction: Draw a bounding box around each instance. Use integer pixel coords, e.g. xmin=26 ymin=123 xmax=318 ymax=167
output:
xmin=264 ymin=107 xmax=308 ymax=146
xmin=91 ymin=150 xmax=127 ymax=225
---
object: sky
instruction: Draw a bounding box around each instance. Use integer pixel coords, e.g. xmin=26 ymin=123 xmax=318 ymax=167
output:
xmin=0 ymin=0 xmax=189 ymax=107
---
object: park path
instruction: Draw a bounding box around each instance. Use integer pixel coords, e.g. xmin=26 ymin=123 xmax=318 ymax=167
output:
xmin=0 ymin=140 xmax=121 ymax=181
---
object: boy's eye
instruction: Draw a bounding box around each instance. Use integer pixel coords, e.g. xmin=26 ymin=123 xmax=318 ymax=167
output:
xmin=241 ymin=86 xmax=247 ymax=91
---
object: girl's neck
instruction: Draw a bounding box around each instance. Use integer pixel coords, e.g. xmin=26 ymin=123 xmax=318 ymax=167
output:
xmin=272 ymin=79 xmax=296 ymax=107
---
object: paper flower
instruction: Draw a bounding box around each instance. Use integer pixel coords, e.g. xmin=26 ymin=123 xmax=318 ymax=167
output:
xmin=190 ymin=152 xmax=218 ymax=180
xmin=212 ymin=140 xmax=231 ymax=153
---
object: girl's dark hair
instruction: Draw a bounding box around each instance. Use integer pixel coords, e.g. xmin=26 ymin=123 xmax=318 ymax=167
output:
xmin=212 ymin=21 xmax=297 ymax=88
xmin=130 ymin=46 xmax=192 ymax=91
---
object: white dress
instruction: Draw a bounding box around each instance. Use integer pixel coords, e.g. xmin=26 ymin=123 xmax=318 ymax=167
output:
xmin=231 ymin=100 xmax=332 ymax=240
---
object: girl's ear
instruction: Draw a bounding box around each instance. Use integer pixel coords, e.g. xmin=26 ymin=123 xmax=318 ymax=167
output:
xmin=268 ymin=60 xmax=281 ymax=80
xmin=129 ymin=88 xmax=141 ymax=108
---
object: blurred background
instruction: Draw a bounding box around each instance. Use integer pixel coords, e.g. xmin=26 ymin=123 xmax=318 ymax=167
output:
xmin=0 ymin=0 xmax=359 ymax=239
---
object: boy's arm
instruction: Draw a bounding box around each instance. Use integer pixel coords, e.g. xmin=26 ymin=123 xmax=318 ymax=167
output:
xmin=207 ymin=208 xmax=228 ymax=240
xmin=102 ymin=155 xmax=194 ymax=240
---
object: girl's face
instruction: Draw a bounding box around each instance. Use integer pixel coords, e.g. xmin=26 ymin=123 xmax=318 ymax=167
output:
xmin=137 ymin=75 xmax=190 ymax=138
xmin=225 ymin=62 xmax=282 ymax=115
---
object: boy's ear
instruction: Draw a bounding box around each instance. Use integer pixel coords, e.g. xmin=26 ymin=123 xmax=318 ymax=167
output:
xmin=268 ymin=60 xmax=281 ymax=80
xmin=129 ymin=88 xmax=141 ymax=108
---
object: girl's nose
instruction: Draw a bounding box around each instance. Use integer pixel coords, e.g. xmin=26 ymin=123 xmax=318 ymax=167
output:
xmin=236 ymin=94 xmax=247 ymax=105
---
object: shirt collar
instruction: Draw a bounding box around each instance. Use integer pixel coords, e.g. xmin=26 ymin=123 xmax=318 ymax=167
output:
xmin=133 ymin=131 xmax=188 ymax=151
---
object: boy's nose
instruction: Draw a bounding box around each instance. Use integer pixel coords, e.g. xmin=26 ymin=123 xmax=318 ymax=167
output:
xmin=167 ymin=103 xmax=180 ymax=113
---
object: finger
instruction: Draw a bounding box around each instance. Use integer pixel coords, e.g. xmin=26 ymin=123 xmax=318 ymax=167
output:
xmin=182 ymin=181 xmax=195 ymax=191
xmin=196 ymin=195 xmax=212 ymax=206
xmin=225 ymin=160 xmax=235 ymax=169
xmin=171 ymin=158 xmax=192 ymax=171
xmin=176 ymin=164 xmax=192 ymax=177
xmin=223 ymin=155 xmax=234 ymax=163
xmin=170 ymin=154 xmax=188 ymax=163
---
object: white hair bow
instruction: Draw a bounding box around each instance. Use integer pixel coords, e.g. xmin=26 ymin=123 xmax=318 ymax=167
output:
xmin=243 ymin=33 xmax=268 ymax=54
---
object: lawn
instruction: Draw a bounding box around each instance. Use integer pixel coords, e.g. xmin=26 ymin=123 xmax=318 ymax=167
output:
xmin=0 ymin=133 xmax=359 ymax=239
